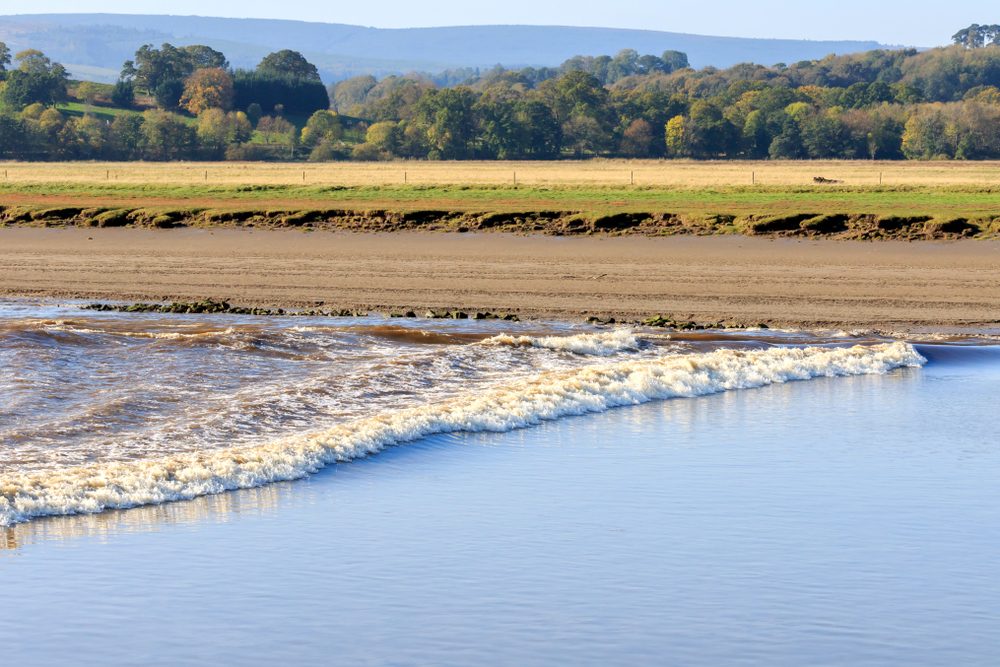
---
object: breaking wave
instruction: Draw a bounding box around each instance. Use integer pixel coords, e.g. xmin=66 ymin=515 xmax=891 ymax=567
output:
xmin=483 ymin=329 xmax=641 ymax=356
xmin=0 ymin=342 xmax=924 ymax=527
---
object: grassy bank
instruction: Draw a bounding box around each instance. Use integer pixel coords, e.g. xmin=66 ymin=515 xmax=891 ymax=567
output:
xmin=1 ymin=160 xmax=999 ymax=238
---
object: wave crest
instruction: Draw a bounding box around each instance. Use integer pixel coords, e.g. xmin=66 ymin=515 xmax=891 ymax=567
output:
xmin=0 ymin=343 xmax=924 ymax=527
xmin=483 ymin=329 xmax=641 ymax=356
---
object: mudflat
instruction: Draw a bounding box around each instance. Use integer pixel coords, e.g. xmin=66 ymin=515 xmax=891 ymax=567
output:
xmin=1 ymin=227 xmax=997 ymax=328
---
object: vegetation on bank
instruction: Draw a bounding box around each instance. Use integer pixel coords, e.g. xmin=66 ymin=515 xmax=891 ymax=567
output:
xmin=3 ymin=25 xmax=1000 ymax=162
xmin=1 ymin=181 xmax=997 ymax=240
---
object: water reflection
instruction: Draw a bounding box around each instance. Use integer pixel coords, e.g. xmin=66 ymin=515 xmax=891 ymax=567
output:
xmin=1 ymin=483 xmax=290 ymax=552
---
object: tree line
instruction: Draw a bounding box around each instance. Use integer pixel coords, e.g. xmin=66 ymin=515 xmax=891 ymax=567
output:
xmin=333 ymin=35 xmax=1000 ymax=161
xmin=0 ymin=42 xmax=338 ymax=160
xmin=3 ymin=26 xmax=1000 ymax=161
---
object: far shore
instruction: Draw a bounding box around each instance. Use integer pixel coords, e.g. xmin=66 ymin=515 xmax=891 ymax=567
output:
xmin=1 ymin=227 xmax=998 ymax=331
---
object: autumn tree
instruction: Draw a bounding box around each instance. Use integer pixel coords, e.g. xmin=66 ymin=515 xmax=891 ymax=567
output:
xmin=180 ymin=68 xmax=235 ymax=115
xmin=620 ymin=118 xmax=656 ymax=157
xmin=664 ymin=115 xmax=690 ymax=157
xmin=300 ymin=110 xmax=342 ymax=147
xmin=122 ymin=43 xmax=228 ymax=109
xmin=197 ymin=108 xmax=252 ymax=156
xmin=364 ymin=121 xmax=400 ymax=154
xmin=75 ymin=81 xmax=102 ymax=107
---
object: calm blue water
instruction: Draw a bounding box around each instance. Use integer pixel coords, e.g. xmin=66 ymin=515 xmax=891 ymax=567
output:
xmin=2 ymin=326 xmax=998 ymax=666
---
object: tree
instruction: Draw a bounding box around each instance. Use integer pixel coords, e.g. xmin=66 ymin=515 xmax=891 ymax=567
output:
xmin=562 ymin=114 xmax=611 ymax=155
xmin=665 ymin=115 xmax=690 ymax=157
xmin=124 ymin=44 xmax=193 ymax=95
xmin=682 ymin=100 xmax=738 ymax=157
xmin=109 ymin=114 xmax=144 ymax=159
xmin=662 ymin=50 xmax=690 ymax=71
xmin=233 ymin=70 xmax=330 ymax=117
xmin=153 ymin=79 xmax=186 ymax=110
xmin=841 ymin=106 xmax=904 ymax=160
xmin=75 ymin=115 xmax=109 ymax=155
xmin=413 ymin=87 xmax=477 ymax=159
xmin=75 ymin=81 xmax=102 ymax=107
xmin=537 ymin=70 xmax=615 ymax=153
xmin=257 ymin=50 xmax=321 ymax=82
xmin=799 ymin=108 xmax=853 ymax=158
xmin=741 ymin=109 xmax=774 ymax=158
xmin=541 ymin=71 xmax=611 ymax=123
xmin=196 ymin=109 xmax=252 ymax=156
xmin=140 ymin=109 xmax=197 ymax=160
xmin=0 ymin=113 xmax=27 ymax=158
xmin=513 ymin=100 xmax=561 ymax=159
xmin=123 ymin=43 xmax=226 ymax=110
xmin=0 ymin=42 xmax=10 ymax=78
xmin=33 ymin=107 xmax=66 ymax=145
xmin=197 ymin=108 xmax=230 ymax=153
xmin=331 ymin=75 xmax=376 ymax=113
xmin=246 ymin=102 xmax=263 ymax=126
xmin=364 ymin=121 xmax=400 ymax=154
xmin=308 ymin=140 xmax=341 ymax=162
xmin=111 ymin=79 xmax=135 ymax=108
xmin=256 ymin=115 xmax=295 ymax=146
xmin=952 ymin=24 xmax=1000 ymax=49
xmin=0 ymin=49 xmax=68 ymax=110
xmin=768 ymin=116 xmax=806 ymax=159
xmin=228 ymin=111 xmax=253 ymax=144
xmin=180 ymin=68 xmax=235 ymax=115
xmin=181 ymin=45 xmax=229 ymax=70
xmin=620 ymin=118 xmax=656 ymax=157
xmin=300 ymin=110 xmax=342 ymax=147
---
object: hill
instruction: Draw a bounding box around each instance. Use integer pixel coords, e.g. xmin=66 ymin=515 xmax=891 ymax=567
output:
xmin=0 ymin=13 xmax=894 ymax=83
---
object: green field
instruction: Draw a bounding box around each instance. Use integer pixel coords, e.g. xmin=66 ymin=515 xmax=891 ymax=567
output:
xmin=2 ymin=181 xmax=1000 ymax=217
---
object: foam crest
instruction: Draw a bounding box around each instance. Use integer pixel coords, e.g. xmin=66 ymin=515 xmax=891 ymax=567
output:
xmin=483 ymin=329 xmax=641 ymax=356
xmin=0 ymin=343 xmax=924 ymax=527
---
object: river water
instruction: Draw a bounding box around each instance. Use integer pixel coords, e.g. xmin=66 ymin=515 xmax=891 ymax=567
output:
xmin=1 ymin=300 xmax=998 ymax=665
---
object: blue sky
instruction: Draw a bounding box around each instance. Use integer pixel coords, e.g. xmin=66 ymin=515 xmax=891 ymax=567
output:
xmin=4 ymin=1 xmax=993 ymax=45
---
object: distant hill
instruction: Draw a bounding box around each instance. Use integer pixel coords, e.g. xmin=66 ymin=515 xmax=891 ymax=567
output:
xmin=0 ymin=14 xmax=896 ymax=83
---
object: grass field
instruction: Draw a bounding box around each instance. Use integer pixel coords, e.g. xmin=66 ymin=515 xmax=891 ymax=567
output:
xmin=4 ymin=159 xmax=1000 ymax=188
xmin=1 ymin=161 xmax=999 ymax=235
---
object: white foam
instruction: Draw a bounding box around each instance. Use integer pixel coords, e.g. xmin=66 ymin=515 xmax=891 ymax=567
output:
xmin=483 ymin=329 xmax=641 ymax=356
xmin=42 ymin=322 xmax=238 ymax=340
xmin=0 ymin=343 xmax=925 ymax=527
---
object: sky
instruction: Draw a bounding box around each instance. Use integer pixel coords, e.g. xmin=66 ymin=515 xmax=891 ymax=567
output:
xmin=3 ymin=1 xmax=994 ymax=46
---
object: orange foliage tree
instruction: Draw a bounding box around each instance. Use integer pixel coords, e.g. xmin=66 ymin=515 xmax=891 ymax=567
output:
xmin=180 ymin=68 xmax=234 ymax=115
